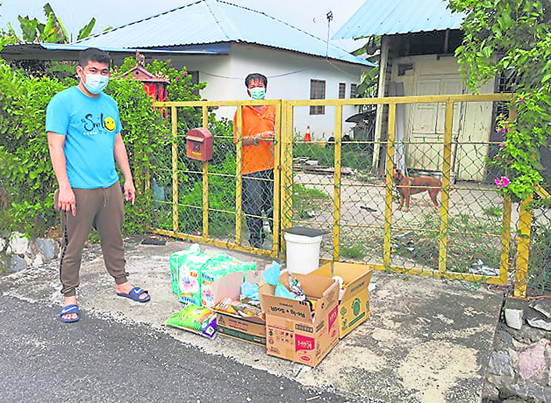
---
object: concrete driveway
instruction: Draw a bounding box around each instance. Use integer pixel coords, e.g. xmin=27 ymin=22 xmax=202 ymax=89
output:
xmin=0 ymin=237 xmax=503 ymax=403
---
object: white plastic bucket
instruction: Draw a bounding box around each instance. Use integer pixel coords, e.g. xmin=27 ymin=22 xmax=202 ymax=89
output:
xmin=284 ymin=232 xmax=323 ymax=275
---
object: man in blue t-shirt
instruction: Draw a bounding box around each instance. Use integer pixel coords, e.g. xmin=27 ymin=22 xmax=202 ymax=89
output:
xmin=47 ymin=47 xmax=150 ymax=323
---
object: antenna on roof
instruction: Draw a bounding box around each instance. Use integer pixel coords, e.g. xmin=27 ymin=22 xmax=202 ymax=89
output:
xmin=326 ymin=11 xmax=333 ymax=57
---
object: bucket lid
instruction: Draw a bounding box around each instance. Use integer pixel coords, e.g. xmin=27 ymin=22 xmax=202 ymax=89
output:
xmin=283 ymin=226 xmax=328 ymax=237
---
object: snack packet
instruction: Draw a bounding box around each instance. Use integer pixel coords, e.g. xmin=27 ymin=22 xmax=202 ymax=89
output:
xmin=165 ymin=303 xmax=217 ymax=340
xmin=213 ymin=297 xmax=238 ymax=315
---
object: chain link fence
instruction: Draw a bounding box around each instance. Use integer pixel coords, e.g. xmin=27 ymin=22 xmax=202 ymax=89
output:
xmin=525 ymin=197 xmax=551 ymax=296
xmin=148 ymin=102 xmax=279 ymax=257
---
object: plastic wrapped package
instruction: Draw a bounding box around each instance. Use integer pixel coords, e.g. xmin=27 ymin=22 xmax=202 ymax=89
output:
xmin=165 ymin=304 xmax=217 ymax=340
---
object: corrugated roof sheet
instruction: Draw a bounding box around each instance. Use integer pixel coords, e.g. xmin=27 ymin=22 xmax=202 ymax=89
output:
xmin=333 ymin=0 xmax=465 ymax=39
xmin=39 ymin=43 xmax=220 ymax=54
xmin=75 ymin=0 xmax=375 ymax=67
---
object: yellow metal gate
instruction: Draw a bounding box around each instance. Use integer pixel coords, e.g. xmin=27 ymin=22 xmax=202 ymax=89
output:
xmin=149 ymin=94 xmax=546 ymax=296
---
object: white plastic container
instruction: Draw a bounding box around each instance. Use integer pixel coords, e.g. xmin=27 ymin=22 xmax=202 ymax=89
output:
xmin=284 ymin=231 xmax=323 ymax=275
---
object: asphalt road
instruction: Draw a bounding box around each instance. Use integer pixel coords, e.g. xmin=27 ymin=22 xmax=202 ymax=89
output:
xmin=0 ymin=295 xmax=354 ymax=403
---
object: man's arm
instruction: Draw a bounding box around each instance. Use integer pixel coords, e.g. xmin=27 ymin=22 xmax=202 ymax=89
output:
xmin=240 ymin=131 xmax=275 ymax=146
xmin=113 ymin=132 xmax=135 ymax=205
xmin=47 ymin=132 xmax=76 ymax=216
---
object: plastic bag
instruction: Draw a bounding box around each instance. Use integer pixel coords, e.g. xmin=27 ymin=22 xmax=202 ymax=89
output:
xmin=263 ymin=261 xmax=281 ymax=286
xmin=241 ymin=281 xmax=260 ymax=301
xmin=275 ymin=283 xmax=296 ymax=299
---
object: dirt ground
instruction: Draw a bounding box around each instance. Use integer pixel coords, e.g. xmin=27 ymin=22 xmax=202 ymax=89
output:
xmin=293 ymin=172 xmax=525 ymax=271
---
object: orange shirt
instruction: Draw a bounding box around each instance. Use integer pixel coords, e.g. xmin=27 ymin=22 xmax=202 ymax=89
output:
xmin=233 ymin=105 xmax=276 ymax=175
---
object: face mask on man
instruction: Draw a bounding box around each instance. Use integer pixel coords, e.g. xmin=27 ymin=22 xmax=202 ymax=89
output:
xmin=84 ymin=74 xmax=109 ymax=95
xmin=249 ymin=87 xmax=266 ymax=100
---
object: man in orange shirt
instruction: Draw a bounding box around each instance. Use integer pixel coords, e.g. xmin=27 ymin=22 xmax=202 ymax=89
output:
xmin=234 ymin=73 xmax=275 ymax=248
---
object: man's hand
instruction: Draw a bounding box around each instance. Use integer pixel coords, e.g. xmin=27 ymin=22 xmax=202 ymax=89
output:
xmin=58 ymin=187 xmax=76 ymax=216
xmin=253 ymin=131 xmax=275 ymax=145
xmin=124 ymin=180 xmax=136 ymax=205
xmin=259 ymin=131 xmax=275 ymax=141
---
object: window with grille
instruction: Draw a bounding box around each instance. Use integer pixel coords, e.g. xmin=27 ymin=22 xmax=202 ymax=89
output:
xmin=310 ymin=79 xmax=326 ymax=115
xmin=188 ymin=71 xmax=200 ymax=95
xmin=338 ymin=82 xmax=346 ymax=99
xmin=350 ymin=83 xmax=358 ymax=98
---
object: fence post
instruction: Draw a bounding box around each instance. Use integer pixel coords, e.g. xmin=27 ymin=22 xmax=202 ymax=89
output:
xmin=235 ymin=104 xmax=243 ymax=245
xmin=271 ymin=100 xmax=283 ymax=259
xmin=514 ymin=195 xmax=532 ymax=298
xmin=280 ymin=101 xmax=294 ymax=234
xmin=171 ymin=106 xmax=179 ymax=232
xmin=383 ymin=102 xmax=396 ymax=269
xmin=333 ymin=104 xmax=343 ymax=261
xmin=202 ymin=106 xmax=209 ymax=241
xmin=438 ymin=101 xmax=454 ymax=273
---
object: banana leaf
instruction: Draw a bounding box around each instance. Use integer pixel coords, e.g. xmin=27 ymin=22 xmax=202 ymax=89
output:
xmin=77 ymin=18 xmax=96 ymax=40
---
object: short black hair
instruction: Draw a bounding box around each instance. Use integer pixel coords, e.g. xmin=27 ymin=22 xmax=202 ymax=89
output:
xmin=245 ymin=73 xmax=267 ymax=89
xmin=79 ymin=47 xmax=110 ymax=67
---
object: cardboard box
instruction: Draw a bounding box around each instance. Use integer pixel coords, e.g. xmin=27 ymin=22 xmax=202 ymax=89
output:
xmin=211 ymin=271 xmax=267 ymax=346
xmin=261 ymin=272 xmax=340 ymax=367
xmin=311 ymin=262 xmax=373 ymax=338
xmin=216 ymin=314 xmax=266 ymax=346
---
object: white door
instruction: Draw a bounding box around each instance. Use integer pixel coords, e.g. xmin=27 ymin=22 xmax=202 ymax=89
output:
xmin=408 ymin=76 xmax=464 ymax=172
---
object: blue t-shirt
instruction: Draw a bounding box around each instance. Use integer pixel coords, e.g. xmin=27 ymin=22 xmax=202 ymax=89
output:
xmin=46 ymin=86 xmax=123 ymax=189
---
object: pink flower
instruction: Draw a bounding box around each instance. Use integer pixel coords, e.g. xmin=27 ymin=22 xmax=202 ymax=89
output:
xmin=495 ymin=176 xmax=510 ymax=189
xmin=499 ymin=142 xmax=505 ymax=147
xmin=520 ymin=97 xmax=525 ymax=105
xmin=183 ymin=71 xmax=188 ymax=76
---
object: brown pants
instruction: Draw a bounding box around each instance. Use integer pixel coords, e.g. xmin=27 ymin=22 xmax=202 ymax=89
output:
xmin=57 ymin=182 xmax=128 ymax=297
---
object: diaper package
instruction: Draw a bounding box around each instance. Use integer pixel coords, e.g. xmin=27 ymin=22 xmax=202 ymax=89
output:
xmin=201 ymin=253 xmax=256 ymax=308
xmin=171 ymin=245 xmax=257 ymax=307
xmin=169 ymin=244 xmax=201 ymax=295
xmin=178 ymin=252 xmax=212 ymax=305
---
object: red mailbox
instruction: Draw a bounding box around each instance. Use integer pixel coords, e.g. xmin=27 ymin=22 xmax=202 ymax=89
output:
xmin=186 ymin=128 xmax=213 ymax=162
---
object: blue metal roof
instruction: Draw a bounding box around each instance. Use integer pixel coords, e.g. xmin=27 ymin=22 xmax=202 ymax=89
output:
xmin=75 ymin=0 xmax=375 ymax=67
xmin=333 ymin=0 xmax=465 ymax=39
xmin=39 ymin=42 xmax=220 ymax=54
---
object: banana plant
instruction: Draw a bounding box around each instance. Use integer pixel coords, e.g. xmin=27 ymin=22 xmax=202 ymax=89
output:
xmin=9 ymin=2 xmax=96 ymax=43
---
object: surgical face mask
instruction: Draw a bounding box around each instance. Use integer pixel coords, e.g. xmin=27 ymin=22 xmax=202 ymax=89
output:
xmin=249 ymin=87 xmax=266 ymax=100
xmin=84 ymin=73 xmax=109 ymax=94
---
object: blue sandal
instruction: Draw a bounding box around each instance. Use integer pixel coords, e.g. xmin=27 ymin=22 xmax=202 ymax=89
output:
xmin=59 ymin=304 xmax=80 ymax=323
xmin=116 ymin=287 xmax=151 ymax=303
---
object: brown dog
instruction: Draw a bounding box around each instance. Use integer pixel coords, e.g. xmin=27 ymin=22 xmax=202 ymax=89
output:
xmin=393 ymin=168 xmax=442 ymax=212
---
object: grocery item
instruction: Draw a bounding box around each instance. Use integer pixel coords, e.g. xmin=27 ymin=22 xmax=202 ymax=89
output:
xmin=231 ymin=299 xmax=263 ymax=318
xmin=165 ymin=304 xmax=217 ymax=340
xmin=179 ymin=252 xmax=211 ymax=305
xmin=213 ymin=297 xmax=237 ymax=315
xmin=201 ymin=254 xmax=256 ymax=308
xmin=288 ymin=272 xmax=306 ymax=301
xmin=169 ymin=244 xmax=201 ymax=295
xmin=332 ymin=275 xmax=345 ymax=301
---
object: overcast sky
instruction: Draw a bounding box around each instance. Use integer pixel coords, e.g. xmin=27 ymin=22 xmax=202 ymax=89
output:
xmin=0 ymin=0 xmax=366 ymax=51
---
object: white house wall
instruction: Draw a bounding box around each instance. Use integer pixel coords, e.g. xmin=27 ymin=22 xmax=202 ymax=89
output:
xmin=391 ymin=54 xmax=495 ymax=181
xmin=164 ymin=45 xmax=369 ymax=140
